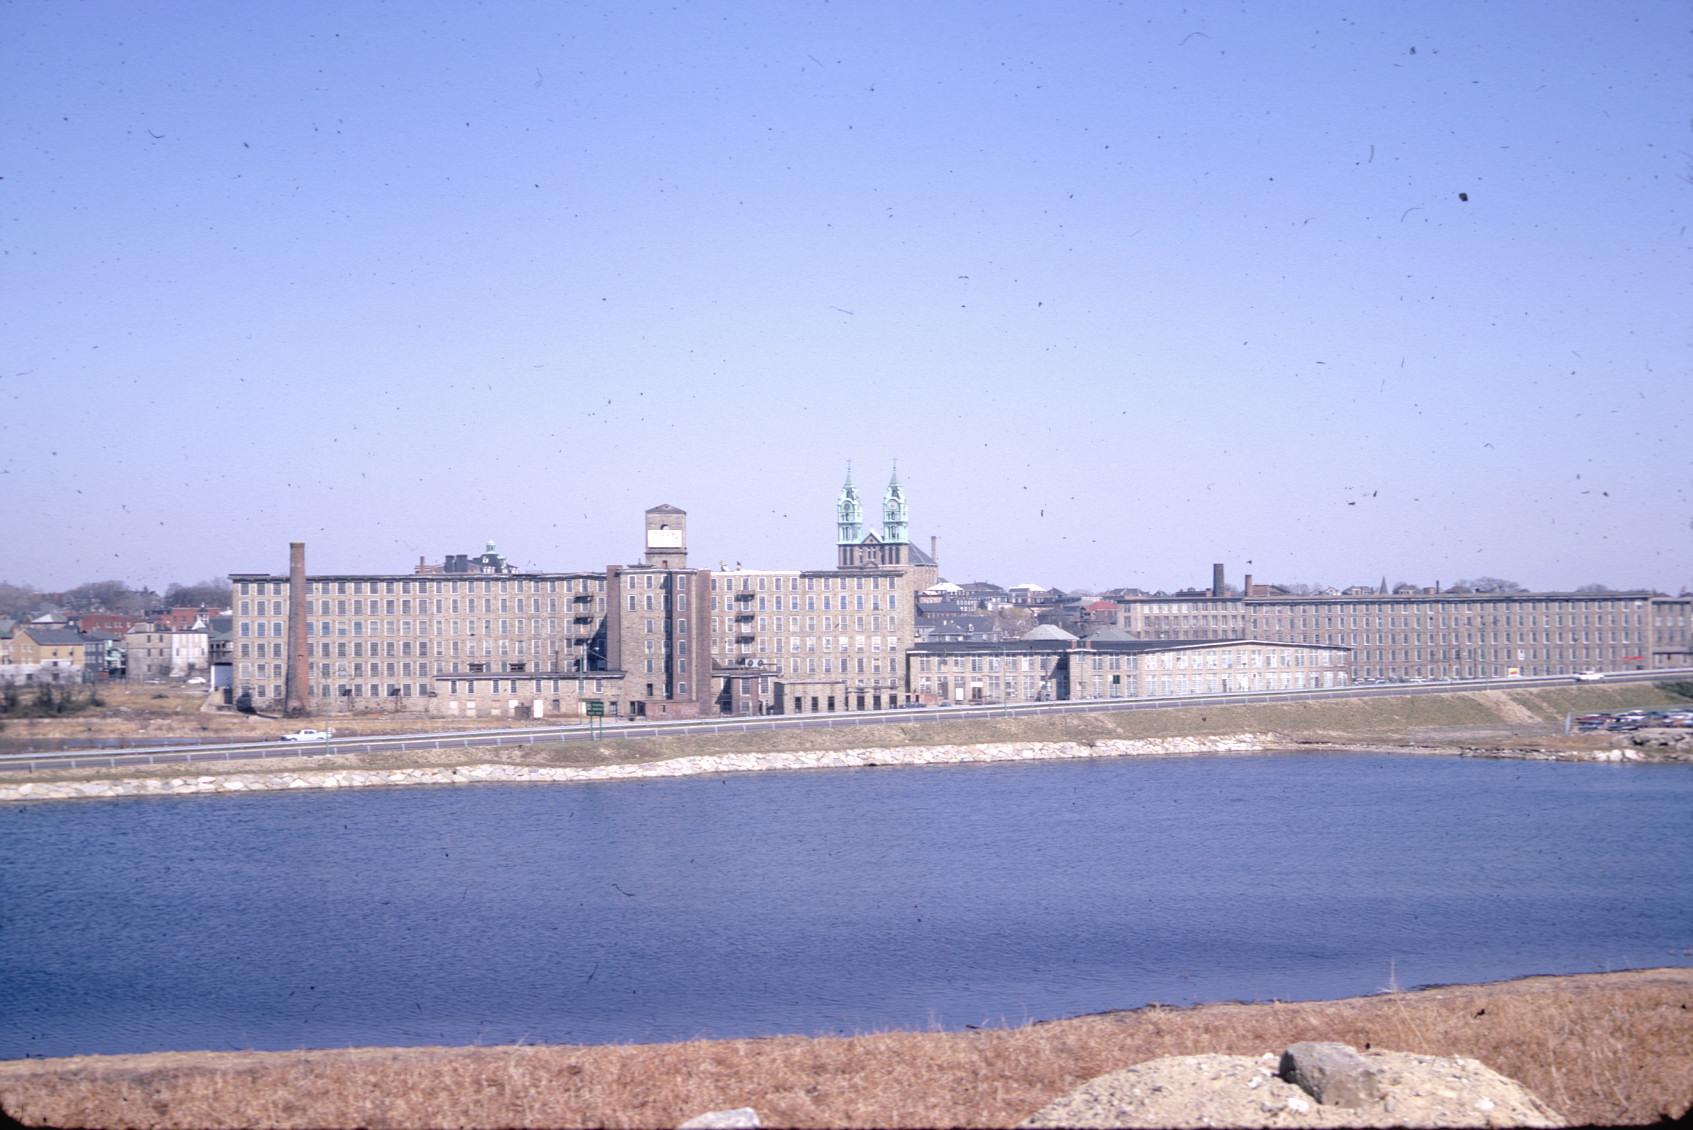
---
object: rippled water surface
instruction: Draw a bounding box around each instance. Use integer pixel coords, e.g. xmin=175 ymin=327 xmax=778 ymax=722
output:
xmin=3 ymin=752 xmax=1690 ymax=1058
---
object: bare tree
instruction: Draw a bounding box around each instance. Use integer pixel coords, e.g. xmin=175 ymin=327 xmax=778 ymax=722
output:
xmin=61 ymin=581 xmax=151 ymax=613
xmin=0 ymin=581 xmax=43 ymax=620
xmin=1575 ymin=583 xmax=1614 ymax=594
xmin=993 ymin=605 xmax=1037 ymax=637
xmin=164 ymin=578 xmax=233 ymax=609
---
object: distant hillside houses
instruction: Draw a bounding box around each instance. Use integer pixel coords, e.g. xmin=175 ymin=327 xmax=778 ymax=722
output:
xmin=0 ymin=606 xmax=224 ymax=686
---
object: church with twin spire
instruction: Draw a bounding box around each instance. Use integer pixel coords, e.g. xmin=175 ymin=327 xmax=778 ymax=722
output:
xmin=836 ymin=464 xmax=934 ymax=570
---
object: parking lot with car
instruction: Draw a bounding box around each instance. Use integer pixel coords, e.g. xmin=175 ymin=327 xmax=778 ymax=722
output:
xmin=1572 ymin=709 xmax=1693 ymax=733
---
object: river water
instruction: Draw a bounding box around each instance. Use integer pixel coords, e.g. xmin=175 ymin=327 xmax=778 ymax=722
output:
xmin=2 ymin=751 xmax=1689 ymax=1059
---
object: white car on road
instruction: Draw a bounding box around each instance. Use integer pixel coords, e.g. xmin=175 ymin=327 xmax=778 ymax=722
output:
xmin=280 ymin=728 xmax=334 ymax=742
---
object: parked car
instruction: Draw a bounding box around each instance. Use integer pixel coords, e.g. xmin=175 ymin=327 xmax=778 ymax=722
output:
xmin=1575 ymin=671 xmax=1605 ymax=682
xmin=280 ymin=728 xmax=334 ymax=742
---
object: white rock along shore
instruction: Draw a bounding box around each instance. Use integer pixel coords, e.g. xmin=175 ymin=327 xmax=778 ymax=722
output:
xmin=1 ymin=733 xmax=1278 ymax=803
xmin=3 ymin=731 xmax=1673 ymax=804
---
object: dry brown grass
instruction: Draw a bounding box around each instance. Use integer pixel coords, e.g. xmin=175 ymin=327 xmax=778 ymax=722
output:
xmin=10 ymin=681 xmax=1688 ymax=787
xmin=3 ymin=969 xmax=1689 ymax=1129
xmin=13 ymin=679 xmax=1686 ymax=751
xmin=1 ymin=682 xmax=591 ymax=746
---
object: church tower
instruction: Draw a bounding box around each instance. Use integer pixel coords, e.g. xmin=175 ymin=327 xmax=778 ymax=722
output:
xmin=836 ymin=465 xmax=864 ymax=546
xmin=882 ymin=465 xmax=908 ymax=545
xmin=837 ymin=462 xmax=916 ymax=569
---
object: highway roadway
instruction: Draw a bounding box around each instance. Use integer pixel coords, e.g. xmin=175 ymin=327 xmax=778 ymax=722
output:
xmin=2 ymin=668 xmax=1686 ymax=774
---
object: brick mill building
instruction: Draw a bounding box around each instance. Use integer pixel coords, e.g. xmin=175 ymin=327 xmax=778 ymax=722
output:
xmin=229 ymin=474 xmax=1692 ymax=721
xmin=230 ymin=468 xmax=938 ymax=720
xmin=1111 ymin=567 xmax=1693 ymax=682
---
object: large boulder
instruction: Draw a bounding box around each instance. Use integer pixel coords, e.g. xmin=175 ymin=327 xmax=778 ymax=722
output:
xmin=1020 ymin=1045 xmax=1564 ymax=1128
xmin=1279 ymin=1040 xmax=1381 ymax=1107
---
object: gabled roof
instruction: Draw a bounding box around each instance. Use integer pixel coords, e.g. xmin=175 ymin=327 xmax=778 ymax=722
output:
xmin=922 ymin=613 xmax=1002 ymax=640
xmin=907 ymin=541 xmax=936 ymax=566
xmin=21 ymin=627 xmax=87 ymax=645
xmin=1083 ymin=625 xmax=1134 ymax=642
xmin=1023 ymin=623 xmax=1078 ymax=641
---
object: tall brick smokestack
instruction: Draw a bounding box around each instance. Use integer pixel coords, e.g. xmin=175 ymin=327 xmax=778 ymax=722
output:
xmin=930 ymin=535 xmax=938 ymax=564
xmin=1243 ymin=573 xmax=1253 ymax=598
xmin=284 ymin=541 xmax=309 ymax=716
xmin=1212 ymin=563 xmax=1225 ymax=598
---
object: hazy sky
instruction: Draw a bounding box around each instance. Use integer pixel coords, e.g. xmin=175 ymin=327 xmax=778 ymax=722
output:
xmin=4 ymin=2 xmax=1689 ymax=595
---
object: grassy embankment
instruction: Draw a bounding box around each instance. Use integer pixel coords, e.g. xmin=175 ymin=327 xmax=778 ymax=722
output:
xmin=7 ymin=680 xmax=1689 ymax=788
xmin=2 ymin=969 xmax=1689 ymax=1129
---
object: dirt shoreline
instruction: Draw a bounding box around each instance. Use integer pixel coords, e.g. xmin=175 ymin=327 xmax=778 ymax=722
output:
xmin=6 ymin=681 xmax=1688 ymax=803
xmin=3 ymin=968 xmax=1689 ymax=1129
xmin=8 ymin=729 xmax=1688 ymax=806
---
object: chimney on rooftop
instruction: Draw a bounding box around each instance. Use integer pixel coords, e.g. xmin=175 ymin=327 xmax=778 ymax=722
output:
xmin=931 ymin=535 xmax=938 ymax=564
xmin=284 ymin=542 xmax=310 ymax=717
xmin=1212 ymin=563 xmax=1225 ymax=598
xmin=1243 ymin=573 xmax=1254 ymax=597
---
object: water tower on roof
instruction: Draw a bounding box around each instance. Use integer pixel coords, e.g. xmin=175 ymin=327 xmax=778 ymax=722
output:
xmin=644 ymin=504 xmax=687 ymax=569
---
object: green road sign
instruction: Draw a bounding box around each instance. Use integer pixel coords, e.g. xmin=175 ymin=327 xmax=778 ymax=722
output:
xmin=585 ymin=700 xmax=605 ymax=717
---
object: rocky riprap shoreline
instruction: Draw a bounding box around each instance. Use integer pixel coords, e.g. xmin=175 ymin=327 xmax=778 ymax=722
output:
xmin=0 ymin=733 xmax=1275 ymax=803
xmin=1287 ymin=738 xmax=1689 ymax=764
xmin=1457 ymin=738 xmax=1691 ymax=764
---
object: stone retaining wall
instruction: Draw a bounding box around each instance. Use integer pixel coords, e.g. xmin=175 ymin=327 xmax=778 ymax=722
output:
xmin=0 ymin=734 xmax=1274 ymax=803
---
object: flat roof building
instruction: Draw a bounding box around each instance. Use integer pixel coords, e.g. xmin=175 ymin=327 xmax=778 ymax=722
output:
xmin=230 ymin=468 xmax=936 ymax=720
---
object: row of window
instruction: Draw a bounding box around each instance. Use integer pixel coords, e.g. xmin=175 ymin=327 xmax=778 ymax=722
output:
xmin=1137 ymin=604 xmax=1650 ymax=628
xmin=242 ymin=596 xmax=608 ymax=617
xmin=244 ymin=617 xmax=603 ymax=639
xmin=1258 ymin=612 xmax=1645 ymax=629
xmin=1271 ymin=630 xmax=1637 ymax=646
xmin=709 ymin=594 xmax=897 ymax=612
xmin=733 ymin=656 xmax=894 ymax=677
xmin=443 ymin=677 xmax=612 ymax=695
xmin=626 ymin=594 xmax=686 ymax=612
xmin=713 ymin=574 xmax=899 ymax=592
xmin=237 ymin=577 xmax=607 ymax=598
xmin=914 ymin=648 xmax=1340 ymax=673
xmin=1348 ymin=645 xmax=1631 ymax=664
xmin=713 ymin=635 xmax=899 ymax=654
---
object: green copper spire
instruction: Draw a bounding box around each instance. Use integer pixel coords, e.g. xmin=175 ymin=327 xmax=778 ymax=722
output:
xmin=882 ymin=463 xmax=908 ymax=543
xmin=836 ymin=463 xmax=863 ymax=544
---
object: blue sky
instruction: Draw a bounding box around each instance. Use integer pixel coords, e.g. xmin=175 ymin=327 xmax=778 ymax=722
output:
xmin=3 ymin=1 xmax=1688 ymax=594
